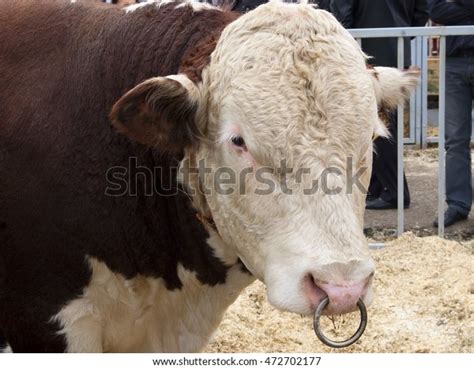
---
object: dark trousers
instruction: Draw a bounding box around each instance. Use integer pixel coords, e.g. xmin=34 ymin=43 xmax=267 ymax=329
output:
xmin=445 ymin=55 xmax=473 ymax=216
xmin=368 ymin=111 xmax=411 ymax=206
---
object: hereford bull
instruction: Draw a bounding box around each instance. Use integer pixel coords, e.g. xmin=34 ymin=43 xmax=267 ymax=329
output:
xmin=0 ymin=0 xmax=418 ymax=352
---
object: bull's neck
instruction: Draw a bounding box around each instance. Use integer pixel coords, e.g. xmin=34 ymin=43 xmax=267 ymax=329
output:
xmin=95 ymin=3 xmax=246 ymax=284
xmin=100 ymin=3 xmax=239 ymax=104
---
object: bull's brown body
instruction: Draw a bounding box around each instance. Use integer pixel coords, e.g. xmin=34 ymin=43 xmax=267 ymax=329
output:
xmin=0 ymin=0 xmax=237 ymax=352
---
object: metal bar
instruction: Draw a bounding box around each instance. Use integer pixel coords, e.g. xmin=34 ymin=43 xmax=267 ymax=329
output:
xmin=409 ymin=86 xmax=416 ymax=143
xmin=414 ymin=36 xmax=423 ymax=147
xmin=427 ymin=137 xmax=474 ymax=144
xmin=438 ymin=36 xmax=446 ymax=237
xmin=349 ymin=25 xmax=474 ymax=38
xmin=421 ymin=36 xmax=429 ymax=149
xmin=408 ymin=39 xmax=416 ymax=145
xmin=397 ymin=37 xmax=405 ymax=236
xmin=407 ymin=38 xmax=416 ymax=145
xmin=368 ymin=243 xmax=385 ymax=250
xmin=414 ymin=37 xmax=423 ymax=148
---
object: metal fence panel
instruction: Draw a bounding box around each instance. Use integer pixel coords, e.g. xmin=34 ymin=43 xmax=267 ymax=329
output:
xmin=348 ymin=26 xmax=474 ymax=238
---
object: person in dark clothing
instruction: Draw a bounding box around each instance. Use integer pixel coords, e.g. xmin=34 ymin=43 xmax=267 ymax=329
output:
xmin=429 ymin=0 xmax=474 ymax=227
xmin=209 ymin=0 xmax=265 ymax=13
xmin=228 ymin=0 xmax=267 ymax=13
xmin=315 ymin=0 xmax=331 ymax=11
xmin=210 ymin=0 xmax=331 ymax=14
xmin=331 ymin=0 xmax=429 ymax=67
xmin=331 ymin=0 xmax=428 ymax=210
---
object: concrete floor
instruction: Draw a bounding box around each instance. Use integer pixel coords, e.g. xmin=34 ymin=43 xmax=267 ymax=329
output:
xmin=364 ymin=149 xmax=474 ymax=241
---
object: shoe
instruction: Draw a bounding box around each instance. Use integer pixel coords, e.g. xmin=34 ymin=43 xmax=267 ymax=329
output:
xmin=366 ymin=197 xmax=409 ymax=210
xmin=433 ymin=208 xmax=468 ymax=228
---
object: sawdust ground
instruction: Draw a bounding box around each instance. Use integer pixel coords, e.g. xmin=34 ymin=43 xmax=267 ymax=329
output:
xmin=207 ymin=234 xmax=473 ymax=353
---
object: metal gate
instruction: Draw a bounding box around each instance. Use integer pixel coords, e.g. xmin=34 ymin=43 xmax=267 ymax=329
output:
xmin=349 ymin=26 xmax=474 ymax=238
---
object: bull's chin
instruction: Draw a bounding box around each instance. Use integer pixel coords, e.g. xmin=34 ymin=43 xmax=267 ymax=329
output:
xmin=265 ymin=275 xmax=319 ymax=315
xmin=266 ymin=290 xmax=316 ymax=316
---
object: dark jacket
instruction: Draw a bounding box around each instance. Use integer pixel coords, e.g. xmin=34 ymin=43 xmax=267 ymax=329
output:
xmin=224 ymin=0 xmax=331 ymax=13
xmin=230 ymin=0 xmax=267 ymax=13
xmin=331 ymin=0 xmax=429 ymax=67
xmin=316 ymin=0 xmax=331 ymax=11
xmin=428 ymin=0 xmax=474 ymax=56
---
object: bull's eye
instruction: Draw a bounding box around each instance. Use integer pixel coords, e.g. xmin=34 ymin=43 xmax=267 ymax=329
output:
xmin=231 ymin=136 xmax=246 ymax=148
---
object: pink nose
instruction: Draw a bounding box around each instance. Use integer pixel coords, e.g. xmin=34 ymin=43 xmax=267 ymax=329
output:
xmin=304 ymin=274 xmax=373 ymax=315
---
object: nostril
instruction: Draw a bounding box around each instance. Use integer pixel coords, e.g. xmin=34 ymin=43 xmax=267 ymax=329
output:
xmin=303 ymin=273 xmax=373 ymax=315
xmin=306 ymin=274 xmax=325 ymax=296
xmin=321 ymin=283 xmax=369 ymax=314
xmin=303 ymin=273 xmax=328 ymax=309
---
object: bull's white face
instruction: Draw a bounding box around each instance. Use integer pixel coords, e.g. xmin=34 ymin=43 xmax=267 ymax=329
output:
xmin=112 ymin=2 xmax=419 ymax=316
xmin=191 ymin=3 xmax=378 ymax=315
xmin=191 ymin=2 xmax=419 ymax=316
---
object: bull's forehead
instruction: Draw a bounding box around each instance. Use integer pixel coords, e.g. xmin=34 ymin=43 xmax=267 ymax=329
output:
xmin=206 ymin=2 xmax=376 ymax=168
xmin=209 ymin=2 xmax=368 ymax=80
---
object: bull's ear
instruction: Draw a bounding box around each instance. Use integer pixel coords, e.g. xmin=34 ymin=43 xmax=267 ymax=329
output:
xmin=110 ymin=74 xmax=201 ymax=152
xmin=369 ymin=66 xmax=420 ymax=109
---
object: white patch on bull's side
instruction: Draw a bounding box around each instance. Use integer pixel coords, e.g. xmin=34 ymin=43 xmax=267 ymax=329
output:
xmin=205 ymin=226 xmax=241 ymax=266
xmin=125 ymin=0 xmax=217 ymax=13
xmin=52 ymin=255 xmax=253 ymax=352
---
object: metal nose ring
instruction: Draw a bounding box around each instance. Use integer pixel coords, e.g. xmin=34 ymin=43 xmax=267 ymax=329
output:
xmin=313 ymin=297 xmax=368 ymax=348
